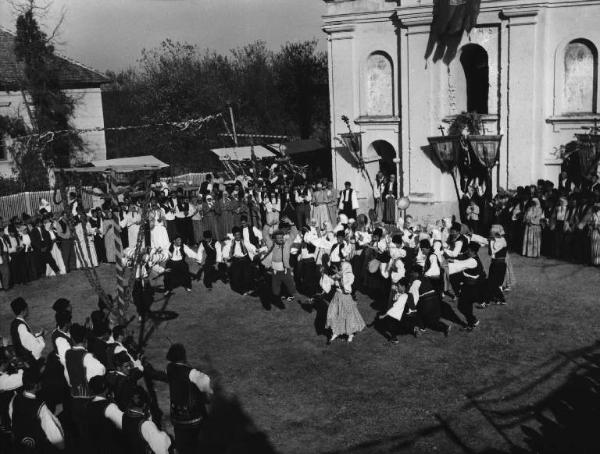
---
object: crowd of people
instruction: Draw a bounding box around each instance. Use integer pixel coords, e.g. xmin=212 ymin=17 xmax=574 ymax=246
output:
xmin=461 ymin=177 xmax=600 ymax=266
xmin=15 ymin=168 xmax=600 ymax=453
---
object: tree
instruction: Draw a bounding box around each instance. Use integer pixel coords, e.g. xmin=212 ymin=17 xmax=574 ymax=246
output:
xmin=12 ymin=1 xmax=82 ymax=180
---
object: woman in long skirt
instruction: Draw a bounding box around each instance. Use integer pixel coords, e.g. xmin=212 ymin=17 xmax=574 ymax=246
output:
xmin=74 ymin=214 xmax=99 ymax=268
xmin=522 ymin=198 xmax=543 ymax=258
xmin=45 ymin=219 xmax=66 ymax=276
xmin=190 ymin=198 xmax=204 ymax=244
xmin=587 ymin=206 xmax=600 ymax=266
xmin=312 ymin=184 xmax=331 ymax=228
xmin=149 ymin=204 xmax=170 ymax=251
xmin=103 ymin=209 xmax=117 ymax=263
xmin=201 ymin=195 xmax=220 ymax=239
xmin=326 ymin=182 xmax=339 ymax=226
xmin=383 ymin=174 xmax=397 ymax=225
xmin=89 ymin=209 xmax=106 ymax=263
xmin=220 ymin=193 xmax=236 ymax=240
xmin=322 ymin=261 xmax=365 ymax=343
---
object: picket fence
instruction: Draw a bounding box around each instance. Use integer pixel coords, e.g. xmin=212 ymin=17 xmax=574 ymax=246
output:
xmin=0 ymin=173 xmax=210 ymax=220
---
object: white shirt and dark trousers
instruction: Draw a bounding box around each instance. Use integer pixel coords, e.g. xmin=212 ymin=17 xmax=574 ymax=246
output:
xmin=165 ymin=244 xmax=194 ymax=292
xmin=339 ymin=188 xmax=358 ymax=220
xmin=228 ymin=241 xmax=253 ymax=295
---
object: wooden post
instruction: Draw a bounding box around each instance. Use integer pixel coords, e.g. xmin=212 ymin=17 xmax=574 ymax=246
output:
xmin=108 ymin=172 xmax=127 ymax=321
xmin=229 ymin=105 xmax=238 ymax=147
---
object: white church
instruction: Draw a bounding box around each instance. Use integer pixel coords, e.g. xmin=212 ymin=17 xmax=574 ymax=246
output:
xmin=323 ymin=0 xmax=600 ymax=220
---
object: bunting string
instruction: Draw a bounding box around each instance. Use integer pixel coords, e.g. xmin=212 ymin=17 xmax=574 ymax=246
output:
xmin=13 ymin=113 xmax=223 ymax=144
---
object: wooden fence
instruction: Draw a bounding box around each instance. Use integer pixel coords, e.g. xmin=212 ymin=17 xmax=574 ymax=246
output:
xmin=0 ymin=189 xmax=94 ymax=220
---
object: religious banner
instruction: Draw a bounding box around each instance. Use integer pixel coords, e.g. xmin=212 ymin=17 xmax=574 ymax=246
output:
xmin=469 ymin=135 xmax=502 ymax=169
xmin=427 ymin=136 xmax=461 ymax=171
xmin=574 ymin=135 xmax=600 ymax=178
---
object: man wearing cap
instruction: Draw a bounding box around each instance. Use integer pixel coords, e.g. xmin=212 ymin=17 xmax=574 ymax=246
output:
xmin=166 ymin=343 xmax=212 ymax=454
xmin=338 ymin=181 xmax=359 ymax=221
xmin=10 ymin=298 xmax=45 ymax=365
xmin=9 ymin=367 xmax=65 ymax=452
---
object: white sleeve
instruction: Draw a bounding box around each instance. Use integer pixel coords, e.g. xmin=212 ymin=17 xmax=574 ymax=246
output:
xmin=305 ymin=190 xmax=312 ymax=202
xmin=216 ymin=242 xmax=223 ymax=263
xmin=390 ymin=260 xmax=405 ymax=283
xmin=380 ymin=261 xmax=390 ymax=279
xmin=445 ymin=240 xmax=463 ymax=258
xmin=352 ymin=191 xmax=359 ymax=210
xmin=141 ymin=420 xmax=172 ymax=454
xmin=55 ymin=337 xmax=71 ymax=366
xmin=104 ymin=402 xmax=124 ymax=430
xmin=184 ymin=245 xmax=199 ymax=262
xmin=409 ymin=281 xmax=421 ymax=305
xmin=189 ymin=369 xmax=212 ymax=395
xmin=196 ymin=244 xmax=205 ymax=264
xmin=254 ymin=227 xmax=263 ymax=241
xmin=18 ymin=324 xmax=45 ymax=360
xmin=0 ymin=370 xmax=23 ymax=391
xmin=448 ymin=258 xmax=477 ymax=275
xmin=39 ymin=403 xmax=65 ymax=449
xmin=320 ymin=274 xmax=333 ymax=293
xmin=294 ymin=191 xmax=302 ymax=204
xmin=84 ymin=353 xmax=106 ymax=381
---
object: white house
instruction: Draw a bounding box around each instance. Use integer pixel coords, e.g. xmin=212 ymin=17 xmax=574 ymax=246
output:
xmin=323 ymin=0 xmax=600 ymax=221
xmin=0 ymin=27 xmax=108 ymax=177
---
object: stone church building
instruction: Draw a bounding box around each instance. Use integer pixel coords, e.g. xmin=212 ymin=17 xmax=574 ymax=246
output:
xmin=323 ymin=0 xmax=600 ymax=220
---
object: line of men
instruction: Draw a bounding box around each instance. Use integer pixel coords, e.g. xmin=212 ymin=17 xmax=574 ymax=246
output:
xmin=1 ymin=297 xmax=213 ymax=454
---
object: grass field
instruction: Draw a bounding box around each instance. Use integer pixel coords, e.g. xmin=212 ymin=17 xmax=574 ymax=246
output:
xmin=1 ymin=253 xmax=600 ymax=453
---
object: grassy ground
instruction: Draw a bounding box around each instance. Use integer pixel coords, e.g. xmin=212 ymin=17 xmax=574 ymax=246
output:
xmin=1 ymin=253 xmax=599 ymax=453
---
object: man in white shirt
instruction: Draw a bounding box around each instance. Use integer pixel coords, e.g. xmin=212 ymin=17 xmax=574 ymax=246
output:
xmin=65 ymin=323 xmax=106 ymax=439
xmin=338 ymin=181 xmax=359 ymax=220
xmin=166 ymin=343 xmax=212 ymax=454
xmin=164 ymin=236 xmax=199 ymax=294
xmin=10 ymin=298 xmax=45 ymax=365
xmin=294 ymin=182 xmax=312 ymax=228
xmin=197 ymin=230 xmax=224 ymax=290
xmin=123 ymin=386 xmax=172 ymax=454
xmin=84 ymin=375 xmax=124 ymax=452
xmin=376 ymin=278 xmax=416 ymax=343
xmin=9 ymin=367 xmax=65 ymax=452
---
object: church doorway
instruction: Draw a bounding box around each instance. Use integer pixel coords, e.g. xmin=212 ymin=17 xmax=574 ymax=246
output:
xmin=367 ymin=140 xmax=396 ymax=178
xmin=460 ymin=44 xmax=489 ymax=114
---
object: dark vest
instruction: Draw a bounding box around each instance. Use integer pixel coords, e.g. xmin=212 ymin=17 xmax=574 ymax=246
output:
xmin=65 ymin=348 xmax=89 ymax=397
xmin=107 ymin=371 xmax=135 ymax=411
xmin=202 ymin=240 xmax=217 ymax=265
xmin=168 ymin=243 xmax=186 ymax=260
xmin=88 ymin=337 xmax=109 ymax=368
xmin=11 ymin=393 xmax=46 ymax=451
xmin=463 ymin=256 xmax=485 ymax=284
xmin=86 ymin=399 xmax=119 ymax=453
xmin=418 ymin=277 xmax=436 ymax=296
xmin=10 ymin=319 xmax=31 ymax=361
xmin=123 ymin=409 xmax=152 ymax=454
xmin=341 ymin=189 xmax=354 ymax=208
xmin=244 ymin=226 xmax=259 ymax=247
xmin=51 ymin=329 xmax=72 ymax=357
xmin=167 ymin=362 xmax=206 ymax=425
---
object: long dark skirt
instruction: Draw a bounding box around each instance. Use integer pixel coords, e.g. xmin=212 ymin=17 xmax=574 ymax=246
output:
xmin=94 ymin=234 xmax=107 ymax=263
xmin=164 ymin=259 xmax=192 ymax=291
xmin=229 ymin=256 xmax=254 ymax=294
xmin=9 ymin=251 xmax=29 ymax=285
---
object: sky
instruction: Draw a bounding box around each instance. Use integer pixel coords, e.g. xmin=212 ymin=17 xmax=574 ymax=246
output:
xmin=0 ymin=0 xmax=326 ymax=72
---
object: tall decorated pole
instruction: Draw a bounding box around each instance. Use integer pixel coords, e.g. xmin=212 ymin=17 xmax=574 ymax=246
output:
xmin=108 ymin=171 xmax=127 ymax=321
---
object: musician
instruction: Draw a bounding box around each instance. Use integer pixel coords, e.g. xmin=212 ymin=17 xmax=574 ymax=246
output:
xmin=9 ymin=367 xmax=65 ymax=452
xmin=166 ymin=344 xmax=212 ymax=454
xmin=10 ymin=298 xmax=45 ymax=365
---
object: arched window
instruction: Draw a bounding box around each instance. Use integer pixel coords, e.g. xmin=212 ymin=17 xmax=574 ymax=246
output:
xmin=563 ymin=39 xmax=597 ymax=113
xmin=367 ymin=140 xmax=396 ymax=176
xmin=460 ymin=44 xmax=489 ymax=114
xmin=366 ymin=52 xmax=394 ymax=116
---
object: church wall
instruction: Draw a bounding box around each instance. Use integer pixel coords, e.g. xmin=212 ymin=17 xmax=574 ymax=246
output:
xmin=325 ymin=0 xmax=600 ymax=222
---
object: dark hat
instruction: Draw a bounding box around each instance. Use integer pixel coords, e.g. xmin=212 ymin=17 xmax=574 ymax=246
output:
xmin=419 ymin=239 xmax=431 ymax=249
xmin=10 ymin=297 xmax=27 ymax=315
xmin=70 ymin=323 xmax=87 ymax=344
xmin=451 ymin=222 xmax=462 ymax=232
xmin=114 ymin=351 xmax=131 ymax=368
xmin=391 ymin=234 xmax=403 ymax=245
xmin=166 ymin=343 xmax=186 ymax=363
xmin=52 ymin=298 xmax=71 ymax=313
xmin=232 ymin=226 xmax=242 ymax=234
xmin=373 ymin=228 xmax=383 ymax=237
xmin=203 ymin=230 xmax=213 ymax=239
xmin=55 ymin=310 xmax=72 ymax=328
xmin=89 ymin=375 xmax=108 ymax=395
xmin=467 ymin=242 xmax=480 ymax=253
xmin=397 ymin=277 xmax=410 ymax=288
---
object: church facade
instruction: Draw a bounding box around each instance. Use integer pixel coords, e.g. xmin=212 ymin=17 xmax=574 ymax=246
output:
xmin=323 ymin=0 xmax=600 ymax=221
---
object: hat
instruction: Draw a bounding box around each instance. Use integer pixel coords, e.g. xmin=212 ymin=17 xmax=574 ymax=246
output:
xmin=52 ymin=298 xmax=70 ymax=313
xmin=11 ymin=297 xmax=27 ymax=315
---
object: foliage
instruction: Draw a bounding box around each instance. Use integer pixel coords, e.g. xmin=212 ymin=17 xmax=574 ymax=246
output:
xmin=13 ymin=4 xmax=82 ymax=169
xmin=102 ymin=39 xmax=329 ymax=173
xmin=448 ymin=111 xmax=482 ymax=136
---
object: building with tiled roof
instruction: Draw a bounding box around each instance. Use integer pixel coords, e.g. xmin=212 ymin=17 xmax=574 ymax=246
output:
xmin=0 ymin=27 xmax=109 ymax=176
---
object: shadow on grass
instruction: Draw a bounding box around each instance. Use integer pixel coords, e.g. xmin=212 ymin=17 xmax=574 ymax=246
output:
xmin=199 ymin=390 xmax=278 ymax=453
